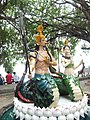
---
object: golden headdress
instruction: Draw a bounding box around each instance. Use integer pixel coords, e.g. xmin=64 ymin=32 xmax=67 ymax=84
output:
xmin=35 ymin=24 xmax=45 ymax=45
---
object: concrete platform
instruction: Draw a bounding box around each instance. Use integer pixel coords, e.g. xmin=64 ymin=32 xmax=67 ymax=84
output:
xmin=0 ymin=84 xmax=16 ymax=109
xmin=0 ymin=84 xmax=16 ymax=94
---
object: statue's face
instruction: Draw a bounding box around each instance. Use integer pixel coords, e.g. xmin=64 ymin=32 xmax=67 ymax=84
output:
xmin=39 ymin=38 xmax=47 ymax=46
xmin=64 ymin=46 xmax=70 ymax=55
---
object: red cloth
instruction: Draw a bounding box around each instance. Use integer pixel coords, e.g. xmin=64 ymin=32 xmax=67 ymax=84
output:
xmin=6 ymin=74 xmax=13 ymax=84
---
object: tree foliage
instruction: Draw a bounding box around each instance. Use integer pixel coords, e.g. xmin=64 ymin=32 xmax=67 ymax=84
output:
xmin=0 ymin=0 xmax=90 ymax=72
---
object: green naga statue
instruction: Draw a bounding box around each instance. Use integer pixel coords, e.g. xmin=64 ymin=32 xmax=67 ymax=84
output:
xmin=15 ymin=25 xmax=83 ymax=108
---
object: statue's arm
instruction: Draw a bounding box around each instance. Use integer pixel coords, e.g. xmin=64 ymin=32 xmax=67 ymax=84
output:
xmin=61 ymin=57 xmax=71 ymax=67
xmin=73 ymin=59 xmax=83 ymax=70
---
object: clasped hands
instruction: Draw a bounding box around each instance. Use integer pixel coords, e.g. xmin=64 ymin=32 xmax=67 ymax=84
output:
xmin=44 ymin=56 xmax=50 ymax=63
xmin=44 ymin=57 xmax=56 ymax=66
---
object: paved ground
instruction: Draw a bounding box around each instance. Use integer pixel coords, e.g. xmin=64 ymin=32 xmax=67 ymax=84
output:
xmin=0 ymin=79 xmax=90 ymax=110
xmin=0 ymin=84 xmax=16 ymax=109
xmin=0 ymin=93 xmax=14 ymax=109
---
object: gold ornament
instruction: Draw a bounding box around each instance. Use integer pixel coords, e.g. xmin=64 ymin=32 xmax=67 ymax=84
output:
xmin=64 ymin=39 xmax=68 ymax=46
xmin=35 ymin=24 xmax=45 ymax=45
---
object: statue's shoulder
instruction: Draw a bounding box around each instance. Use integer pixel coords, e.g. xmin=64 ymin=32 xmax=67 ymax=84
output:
xmin=29 ymin=51 xmax=38 ymax=58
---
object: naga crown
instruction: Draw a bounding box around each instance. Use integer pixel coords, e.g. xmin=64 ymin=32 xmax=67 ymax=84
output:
xmin=35 ymin=24 xmax=45 ymax=45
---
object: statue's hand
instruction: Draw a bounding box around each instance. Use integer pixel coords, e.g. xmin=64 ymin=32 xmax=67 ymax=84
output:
xmin=28 ymin=74 xmax=32 ymax=80
xmin=44 ymin=57 xmax=56 ymax=66
xmin=70 ymin=59 xmax=72 ymax=63
xmin=44 ymin=57 xmax=50 ymax=64
xmin=80 ymin=59 xmax=83 ymax=64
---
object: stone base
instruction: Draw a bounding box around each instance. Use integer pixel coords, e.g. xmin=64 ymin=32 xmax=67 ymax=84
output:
xmin=13 ymin=94 xmax=88 ymax=120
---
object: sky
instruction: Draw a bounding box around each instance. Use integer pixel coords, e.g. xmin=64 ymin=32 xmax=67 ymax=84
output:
xmin=0 ymin=41 xmax=90 ymax=78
